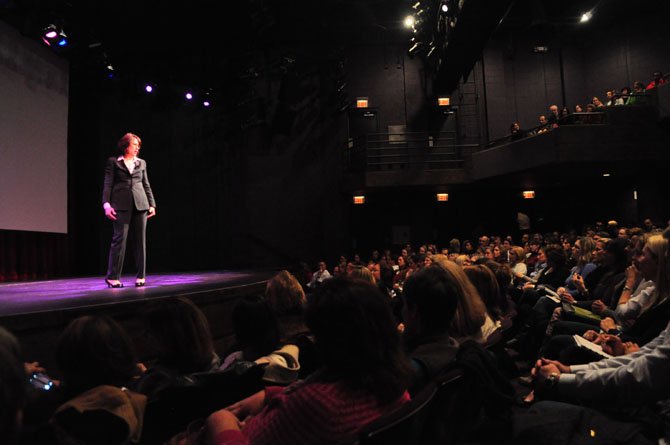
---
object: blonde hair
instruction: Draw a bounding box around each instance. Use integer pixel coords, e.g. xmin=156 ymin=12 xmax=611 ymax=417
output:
xmin=349 ymin=265 xmax=376 ymax=284
xmin=509 ymin=246 xmax=525 ymax=265
xmin=646 ymin=234 xmax=670 ymax=301
xmin=428 ymin=254 xmax=450 ymax=269
xmin=432 ymin=261 xmax=486 ymax=338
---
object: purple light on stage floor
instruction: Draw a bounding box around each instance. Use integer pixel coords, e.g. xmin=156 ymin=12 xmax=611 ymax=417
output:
xmin=185 ymin=92 xmax=193 ymax=100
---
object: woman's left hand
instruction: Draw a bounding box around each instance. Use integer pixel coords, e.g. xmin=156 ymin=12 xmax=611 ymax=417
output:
xmin=148 ymin=207 xmax=156 ymax=218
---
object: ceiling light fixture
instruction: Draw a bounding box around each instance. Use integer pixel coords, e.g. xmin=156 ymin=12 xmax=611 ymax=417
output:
xmin=42 ymin=24 xmax=68 ymax=47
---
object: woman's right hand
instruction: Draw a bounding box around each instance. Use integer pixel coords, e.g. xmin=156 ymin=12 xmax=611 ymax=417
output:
xmin=226 ymin=390 xmax=266 ymax=420
xmin=105 ymin=206 xmax=117 ymax=221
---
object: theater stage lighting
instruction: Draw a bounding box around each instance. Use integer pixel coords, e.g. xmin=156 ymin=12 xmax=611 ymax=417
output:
xmin=42 ymin=24 xmax=68 ymax=47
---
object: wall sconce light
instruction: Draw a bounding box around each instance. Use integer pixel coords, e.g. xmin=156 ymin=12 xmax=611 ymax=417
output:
xmin=436 ymin=193 xmax=449 ymax=202
xmin=353 ymin=195 xmax=365 ymax=205
xmin=356 ymin=97 xmax=369 ymax=108
xmin=522 ymin=190 xmax=535 ymax=199
xmin=438 ymin=97 xmax=450 ymax=106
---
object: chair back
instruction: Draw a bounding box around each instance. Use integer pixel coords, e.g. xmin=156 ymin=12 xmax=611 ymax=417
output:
xmin=352 ymin=381 xmax=437 ymax=445
xmin=140 ymin=363 xmax=265 ymax=445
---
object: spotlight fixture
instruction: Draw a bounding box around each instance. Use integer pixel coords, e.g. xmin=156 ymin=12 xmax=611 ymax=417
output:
xmin=440 ymin=1 xmax=449 ymax=14
xmin=144 ymin=84 xmax=154 ymax=93
xmin=580 ymin=11 xmax=592 ymax=23
xmin=185 ymin=92 xmax=193 ymax=100
xmin=42 ymin=24 xmax=68 ymax=47
xmin=404 ymin=15 xmax=415 ymax=28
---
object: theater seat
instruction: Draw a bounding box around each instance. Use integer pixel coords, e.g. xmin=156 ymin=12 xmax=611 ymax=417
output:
xmin=343 ymin=380 xmax=438 ymax=445
xmin=140 ymin=364 xmax=265 ymax=445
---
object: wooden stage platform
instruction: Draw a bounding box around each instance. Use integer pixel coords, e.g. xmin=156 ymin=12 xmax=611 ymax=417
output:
xmin=0 ymin=269 xmax=279 ymax=375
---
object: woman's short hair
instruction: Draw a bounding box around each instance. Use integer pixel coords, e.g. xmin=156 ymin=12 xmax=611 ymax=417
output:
xmin=265 ymin=270 xmax=307 ymax=317
xmin=306 ymin=277 xmax=410 ymax=404
xmin=403 ymin=266 xmax=459 ymax=338
xmin=509 ymin=246 xmax=525 ymax=263
xmin=544 ymin=245 xmax=567 ymax=268
xmin=117 ymin=132 xmax=141 ymax=154
xmin=141 ymin=297 xmax=216 ymax=374
xmin=56 ymin=316 xmax=138 ymax=395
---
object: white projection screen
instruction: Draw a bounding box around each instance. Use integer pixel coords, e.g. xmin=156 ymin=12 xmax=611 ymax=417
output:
xmin=0 ymin=20 xmax=69 ymax=234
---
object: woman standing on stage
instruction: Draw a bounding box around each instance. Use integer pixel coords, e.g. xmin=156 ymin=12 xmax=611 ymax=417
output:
xmin=102 ymin=133 xmax=156 ymax=288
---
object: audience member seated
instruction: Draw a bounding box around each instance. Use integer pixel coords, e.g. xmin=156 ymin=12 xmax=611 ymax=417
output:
xmin=646 ymin=71 xmax=666 ymax=90
xmin=543 ymin=234 xmax=668 ymax=363
xmin=220 ymin=295 xmax=299 ymax=386
xmin=516 ymin=230 xmax=670 ymax=444
xmin=306 ymin=260 xmax=332 ymax=289
xmin=401 ymin=265 xmax=459 ymax=393
xmin=203 ymin=277 xmax=412 ymax=445
xmin=0 ymin=327 xmax=27 ymax=445
xmin=264 ymin=270 xmax=319 ymax=379
xmin=627 ymin=81 xmax=647 ymax=105
xmin=464 ymin=265 xmax=505 ymax=342
xmin=133 ymin=297 xmax=220 ymax=398
xmin=430 ymin=260 xmax=495 ymax=345
xmin=52 ymin=316 xmax=146 ymax=445
xmin=592 ymin=96 xmax=605 ymax=109
xmin=547 ymin=105 xmax=560 ymax=128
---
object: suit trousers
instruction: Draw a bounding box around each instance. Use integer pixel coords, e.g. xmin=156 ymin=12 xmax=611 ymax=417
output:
xmin=106 ymin=208 xmax=148 ymax=280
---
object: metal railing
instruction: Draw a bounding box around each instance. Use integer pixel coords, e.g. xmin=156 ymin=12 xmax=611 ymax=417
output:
xmin=344 ymin=132 xmax=475 ymax=172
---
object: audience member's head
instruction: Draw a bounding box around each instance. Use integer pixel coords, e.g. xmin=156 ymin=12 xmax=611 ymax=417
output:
xmin=231 ymin=295 xmax=280 ymax=361
xmin=463 ymin=265 xmax=504 ymax=321
xmin=543 ymin=245 xmax=568 ymax=270
xmin=402 ymin=266 xmax=459 ymax=344
xmin=306 ymin=277 xmax=410 ymax=404
xmin=142 ymin=297 xmax=217 ymax=374
xmin=573 ymin=236 xmax=596 ymax=267
xmin=265 ymin=270 xmax=307 ymax=317
xmin=602 ymin=238 xmax=630 ymax=273
xmin=348 ymin=265 xmax=376 ymax=284
xmin=0 ymin=327 xmax=25 ymax=445
xmin=430 ymin=261 xmax=486 ymax=340
xmin=56 ymin=316 xmax=138 ymax=395
xmin=640 ymin=234 xmax=670 ymax=300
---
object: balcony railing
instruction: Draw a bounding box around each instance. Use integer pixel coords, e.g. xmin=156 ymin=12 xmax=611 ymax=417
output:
xmin=344 ymin=132 xmax=475 ymax=173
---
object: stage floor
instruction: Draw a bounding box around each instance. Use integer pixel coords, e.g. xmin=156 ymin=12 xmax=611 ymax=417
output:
xmin=0 ymin=269 xmax=279 ymax=376
xmin=0 ymin=269 xmax=278 ymax=318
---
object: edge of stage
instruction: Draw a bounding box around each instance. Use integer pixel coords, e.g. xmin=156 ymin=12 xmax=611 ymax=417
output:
xmin=0 ymin=269 xmax=279 ymax=373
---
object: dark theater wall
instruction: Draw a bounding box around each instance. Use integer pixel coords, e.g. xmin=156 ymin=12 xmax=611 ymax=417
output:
xmin=482 ymin=8 xmax=670 ymax=140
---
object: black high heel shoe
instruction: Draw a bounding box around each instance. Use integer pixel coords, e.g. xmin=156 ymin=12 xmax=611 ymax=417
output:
xmin=105 ymin=279 xmax=123 ymax=288
xmin=135 ymin=279 xmax=146 ymax=287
